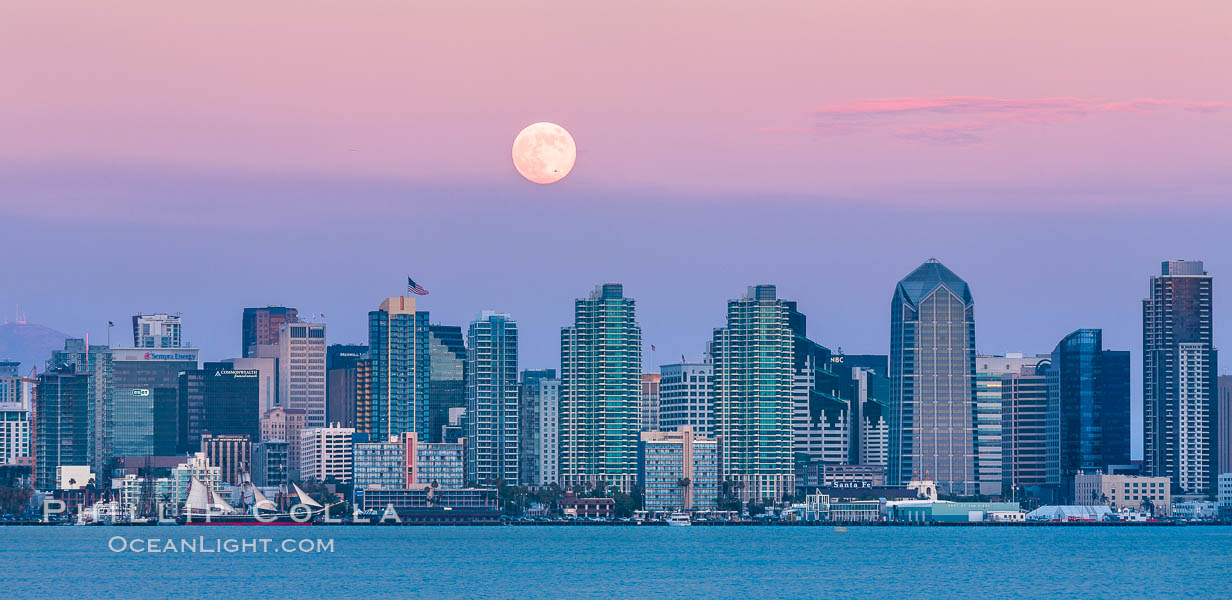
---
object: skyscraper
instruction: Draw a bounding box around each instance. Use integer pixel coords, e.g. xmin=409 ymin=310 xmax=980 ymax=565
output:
xmin=278 ymin=322 xmax=327 ymax=429
xmin=47 ymin=339 xmax=112 ymax=477
xmin=789 ymin=308 xmax=849 ymax=470
xmin=1143 ymin=260 xmax=1218 ymax=494
xmin=1047 ymin=329 xmax=1131 ymax=501
xmin=640 ymin=373 xmax=661 ymax=432
xmin=974 ymin=353 xmax=1051 ymax=497
xmin=1002 ymin=362 xmax=1050 ymax=498
xmin=363 ymin=297 xmax=430 ymax=442
xmin=241 ymin=306 xmax=299 ymax=358
xmin=33 ymin=366 xmax=91 ymax=490
xmin=712 ymin=284 xmax=795 ymax=505
xmin=658 ymin=361 xmax=713 ymax=436
xmin=131 ymin=313 xmax=183 ymax=348
xmin=177 ymin=362 xmax=260 ymax=453
xmin=110 ymin=347 xmax=199 ymax=458
xmin=325 ymin=343 xmax=367 ymax=429
xmin=1219 ymin=375 xmax=1232 ymax=477
xmin=0 ymin=364 xmax=32 ymax=468
xmin=518 ymin=369 xmax=558 ymax=486
xmin=427 ymin=325 xmax=466 ymax=443
xmin=889 ymin=259 xmax=977 ymax=496
xmin=466 ymin=311 xmax=520 ymax=484
xmin=559 ymin=283 xmax=642 ymax=493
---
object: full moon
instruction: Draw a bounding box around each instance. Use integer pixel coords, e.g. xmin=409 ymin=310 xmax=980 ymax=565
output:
xmin=511 ymin=122 xmax=576 ymax=184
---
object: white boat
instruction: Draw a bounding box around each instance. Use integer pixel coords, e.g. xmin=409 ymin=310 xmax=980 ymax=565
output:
xmin=666 ymin=512 xmax=692 ymax=526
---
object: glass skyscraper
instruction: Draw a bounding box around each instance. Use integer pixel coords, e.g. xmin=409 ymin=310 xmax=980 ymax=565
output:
xmin=889 ymin=259 xmax=977 ymax=496
xmin=110 ymin=347 xmax=199 ymax=458
xmin=559 ymin=283 xmax=642 ymax=493
xmin=427 ymin=325 xmax=466 ymax=443
xmin=1143 ymin=260 xmax=1218 ymax=494
xmin=712 ymin=285 xmax=795 ymax=505
xmin=466 ymin=311 xmax=520 ymax=485
xmin=48 ymin=339 xmax=112 ymax=478
xmin=33 ymin=366 xmax=91 ymax=491
xmin=364 ymin=297 xmax=431 ymax=442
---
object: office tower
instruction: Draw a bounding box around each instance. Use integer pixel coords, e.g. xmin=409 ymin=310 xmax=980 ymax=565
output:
xmin=47 ymin=339 xmax=111 ymax=477
xmin=201 ymin=433 xmax=252 ymax=485
xmin=1002 ymin=362 xmax=1050 ymax=497
xmin=260 ymin=407 xmax=307 ymax=478
xmin=251 ymin=440 xmax=288 ymax=487
xmin=658 ymin=362 xmax=714 ymax=436
xmin=109 ymin=347 xmax=199 ymax=458
xmin=428 ymin=325 xmax=466 ymax=443
xmin=640 ymin=373 xmax=661 ymax=432
xmin=298 ymin=425 xmax=355 ymax=483
xmin=638 ymin=427 xmax=719 ymax=512
xmin=787 ymin=302 xmax=857 ymax=473
xmin=712 ymin=284 xmax=795 ymax=504
xmin=466 ymin=312 xmax=520 ymax=485
xmin=972 ymin=353 xmax=1049 ymax=497
xmin=559 ymin=283 xmax=643 ymax=493
xmin=1144 ymin=260 xmax=1218 ymax=494
xmin=852 ymin=367 xmax=891 ymax=467
xmin=1047 ymin=329 xmax=1132 ymax=501
xmin=0 ymin=363 xmax=33 ymax=466
xmin=177 ymin=363 xmax=260 ymax=453
xmin=889 ymin=259 xmax=977 ymax=495
xmin=33 ymin=366 xmax=91 ymax=490
xmin=131 ymin=313 xmax=182 ymax=348
xmin=277 ymin=322 xmax=327 ymax=429
xmin=325 ymin=344 xmax=367 ymax=429
xmin=353 ymin=437 xmax=406 ymax=490
xmin=227 ymin=356 xmax=277 ymax=414
xmin=364 ymin=297 xmax=430 ymax=442
xmin=1219 ymin=376 xmax=1232 ymax=476
xmin=519 ymin=369 xmax=559 ymax=486
xmin=241 ymin=306 xmax=299 ymax=357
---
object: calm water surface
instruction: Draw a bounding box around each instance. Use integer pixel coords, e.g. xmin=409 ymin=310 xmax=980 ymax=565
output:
xmin=1 ymin=526 xmax=1230 ymax=598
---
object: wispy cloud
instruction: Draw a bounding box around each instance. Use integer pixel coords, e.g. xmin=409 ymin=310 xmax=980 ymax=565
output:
xmin=794 ymin=96 xmax=1229 ymax=145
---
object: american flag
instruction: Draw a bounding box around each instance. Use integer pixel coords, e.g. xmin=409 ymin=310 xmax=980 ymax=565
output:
xmin=407 ymin=276 xmax=430 ymax=296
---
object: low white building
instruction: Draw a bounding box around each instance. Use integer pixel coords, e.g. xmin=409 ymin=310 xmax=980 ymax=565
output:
xmin=299 ymin=424 xmax=354 ymax=483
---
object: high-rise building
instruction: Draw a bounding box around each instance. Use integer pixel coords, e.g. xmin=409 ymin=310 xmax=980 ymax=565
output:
xmin=790 ymin=323 xmax=849 ymax=469
xmin=658 ymin=361 xmax=713 ymax=436
xmin=325 ymin=344 xmax=367 ymax=429
xmin=251 ymin=440 xmax=288 ymax=487
xmin=1047 ymin=329 xmax=1132 ymax=501
xmin=466 ymin=311 xmax=520 ymax=485
xmin=638 ymin=427 xmax=719 ymax=512
xmin=177 ymin=363 xmax=260 ymax=454
xmin=1219 ymin=375 xmax=1232 ymax=477
xmin=851 ymin=366 xmax=891 ymax=468
xmin=131 ymin=313 xmax=183 ymax=348
xmin=0 ymin=364 xmax=33 ymax=467
xmin=427 ymin=325 xmax=466 ymax=443
xmin=201 ymin=433 xmax=252 ymax=485
xmin=889 ymin=259 xmax=977 ymax=495
xmin=260 ymin=406 xmax=307 ymax=479
xmin=1144 ymin=260 xmax=1218 ymax=494
xmin=559 ymin=283 xmax=643 ymax=493
xmin=33 ymin=366 xmax=91 ymax=490
xmin=298 ymin=425 xmax=355 ymax=483
xmin=110 ymin=347 xmax=198 ymax=458
xmin=712 ymin=284 xmax=795 ymax=504
xmin=1002 ymin=362 xmax=1051 ymax=497
xmin=241 ymin=306 xmax=299 ymax=358
xmin=519 ymin=369 xmax=559 ymax=486
xmin=47 ymin=339 xmax=112 ymax=477
xmin=640 ymin=373 xmax=660 ymax=432
xmin=973 ymin=353 xmax=1050 ymax=498
xmin=363 ymin=297 xmax=430 ymax=442
xmin=277 ymin=322 xmax=327 ymax=429
xmin=227 ymin=356 xmax=278 ymax=414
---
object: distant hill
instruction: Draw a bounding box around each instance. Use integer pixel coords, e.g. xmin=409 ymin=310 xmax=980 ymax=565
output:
xmin=0 ymin=322 xmax=70 ymax=374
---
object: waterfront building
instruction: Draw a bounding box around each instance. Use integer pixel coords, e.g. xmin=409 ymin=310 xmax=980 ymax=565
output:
xmin=47 ymin=339 xmax=112 ymax=478
xmin=1143 ymin=260 xmax=1218 ymax=494
xmin=364 ymin=297 xmax=431 ymax=442
xmin=658 ymin=361 xmax=713 ymax=436
xmin=1002 ymin=363 xmax=1051 ymax=497
xmin=251 ymin=440 xmax=288 ymax=487
xmin=638 ymin=427 xmax=719 ymax=512
xmin=887 ymin=501 xmax=1022 ymax=523
xmin=796 ymin=463 xmax=887 ymax=489
xmin=0 ymin=365 xmax=33 ymax=466
xmin=518 ymin=369 xmax=559 ymax=486
xmin=354 ymin=487 xmax=498 ymax=513
xmin=298 ymin=425 xmax=355 ymax=483
xmin=1217 ymin=473 xmax=1232 ymax=517
xmin=974 ymin=353 xmax=1050 ymax=497
xmin=353 ymin=437 xmax=407 ymax=490
xmin=169 ymin=451 xmax=221 ymax=504
xmin=110 ymin=347 xmax=198 ymax=458
xmin=326 ymin=344 xmax=367 ymax=429
xmin=177 ymin=363 xmax=259 ymax=453
xmin=427 ymin=325 xmax=467 ymax=443
xmin=227 ymin=356 xmax=278 ymax=414
xmin=466 ymin=311 xmax=520 ymax=485
xmin=1219 ymin=376 xmax=1232 ymax=477
xmin=241 ymin=306 xmax=299 ymax=357
xmin=713 ymin=285 xmax=795 ymax=504
xmin=201 ymin=433 xmax=252 ymax=485
xmin=131 ymin=313 xmax=182 ymax=348
xmin=413 ymin=436 xmax=466 ymax=489
xmin=1047 ymin=330 xmax=1131 ymax=501
xmin=277 ymin=322 xmax=327 ymax=429
xmin=889 ymin=259 xmax=977 ymax=496
xmin=1073 ymin=472 xmax=1171 ymax=517
xmin=33 ymin=366 xmax=91 ymax=490
xmin=559 ymin=283 xmax=642 ymax=493
xmin=640 ymin=373 xmax=660 ymax=432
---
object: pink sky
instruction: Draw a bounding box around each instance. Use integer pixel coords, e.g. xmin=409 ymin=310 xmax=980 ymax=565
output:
xmin=2 ymin=1 xmax=1230 ymax=203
